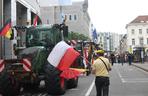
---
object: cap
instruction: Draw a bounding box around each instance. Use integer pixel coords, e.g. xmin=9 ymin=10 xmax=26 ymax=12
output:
xmin=95 ymin=50 xmax=104 ymax=54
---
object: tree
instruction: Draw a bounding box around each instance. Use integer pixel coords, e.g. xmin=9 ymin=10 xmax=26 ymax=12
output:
xmin=68 ymin=31 xmax=89 ymax=41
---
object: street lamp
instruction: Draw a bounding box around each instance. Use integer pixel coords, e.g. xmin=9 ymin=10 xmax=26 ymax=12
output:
xmin=107 ymin=33 xmax=111 ymax=56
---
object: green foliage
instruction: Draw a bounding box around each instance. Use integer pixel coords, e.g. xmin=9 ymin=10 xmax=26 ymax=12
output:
xmin=68 ymin=31 xmax=89 ymax=41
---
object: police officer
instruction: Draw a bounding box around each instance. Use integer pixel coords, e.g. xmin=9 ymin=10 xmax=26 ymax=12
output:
xmin=92 ymin=50 xmax=112 ymax=96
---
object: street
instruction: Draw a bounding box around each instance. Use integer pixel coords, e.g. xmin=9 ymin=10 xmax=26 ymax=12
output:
xmin=94 ymin=63 xmax=148 ymax=96
xmin=109 ymin=63 xmax=148 ymax=96
xmin=12 ymin=63 xmax=148 ymax=96
xmin=85 ymin=63 xmax=148 ymax=96
xmin=1 ymin=63 xmax=148 ymax=96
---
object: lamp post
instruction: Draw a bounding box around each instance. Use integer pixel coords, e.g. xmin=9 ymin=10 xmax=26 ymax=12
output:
xmin=107 ymin=33 xmax=110 ymax=56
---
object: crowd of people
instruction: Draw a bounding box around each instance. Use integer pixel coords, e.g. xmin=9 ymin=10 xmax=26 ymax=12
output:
xmin=109 ymin=52 xmax=133 ymax=66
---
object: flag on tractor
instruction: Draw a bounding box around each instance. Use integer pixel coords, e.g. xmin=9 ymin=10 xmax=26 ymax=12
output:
xmin=33 ymin=15 xmax=38 ymax=27
xmin=92 ymin=28 xmax=98 ymax=43
xmin=0 ymin=19 xmax=12 ymax=39
xmin=47 ymin=41 xmax=80 ymax=71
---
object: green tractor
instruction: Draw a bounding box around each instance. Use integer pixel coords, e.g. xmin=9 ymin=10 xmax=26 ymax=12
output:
xmin=75 ymin=40 xmax=95 ymax=76
xmin=0 ymin=24 xmax=80 ymax=96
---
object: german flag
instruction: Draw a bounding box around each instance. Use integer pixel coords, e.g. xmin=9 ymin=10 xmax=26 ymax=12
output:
xmin=0 ymin=19 xmax=12 ymax=39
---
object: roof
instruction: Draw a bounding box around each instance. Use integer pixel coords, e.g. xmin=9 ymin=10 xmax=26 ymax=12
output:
xmin=130 ymin=15 xmax=148 ymax=23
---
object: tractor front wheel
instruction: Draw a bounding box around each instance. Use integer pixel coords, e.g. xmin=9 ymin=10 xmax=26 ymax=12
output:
xmin=67 ymin=76 xmax=79 ymax=88
xmin=44 ymin=64 xmax=67 ymax=95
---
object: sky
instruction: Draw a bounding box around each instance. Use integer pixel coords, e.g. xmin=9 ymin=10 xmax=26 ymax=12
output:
xmin=73 ymin=0 xmax=148 ymax=34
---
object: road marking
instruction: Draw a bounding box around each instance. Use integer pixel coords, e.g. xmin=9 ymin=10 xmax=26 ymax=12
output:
xmin=85 ymin=78 xmax=95 ymax=96
xmin=123 ymin=78 xmax=148 ymax=83
xmin=70 ymin=88 xmax=79 ymax=90
xmin=115 ymin=65 xmax=148 ymax=83
xmin=115 ymin=66 xmax=125 ymax=82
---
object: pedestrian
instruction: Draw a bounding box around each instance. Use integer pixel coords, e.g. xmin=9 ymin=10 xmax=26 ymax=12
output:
xmin=92 ymin=50 xmax=112 ymax=96
xmin=110 ymin=53 xmax=115 ymax=66
xmin=128 ymin=53 xmax=132 ymax=65
xmin=120 ymin=53 xmax=124 ymax=66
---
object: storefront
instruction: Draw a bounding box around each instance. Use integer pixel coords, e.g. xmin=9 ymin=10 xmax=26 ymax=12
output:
xmin=133 ymin=47 xmax=145 ymax=63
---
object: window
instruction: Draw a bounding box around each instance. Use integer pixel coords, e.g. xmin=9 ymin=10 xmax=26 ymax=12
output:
xmin=131 ymin=29 xmax=135 ymax=34
xmin=74 ymin=15 xmax=77 ymax=20
xmin=69 ymin=15 xmax=72 ymax=20
xmin=147 ymin=29 xmax=148 ymax=34
xmin=132 ymin=38 xmax=135 ymax=45
xmin=139 ymin=37 xmax=144 ymax=45
xmin=139 ymin=29 xmax=142 ymax=34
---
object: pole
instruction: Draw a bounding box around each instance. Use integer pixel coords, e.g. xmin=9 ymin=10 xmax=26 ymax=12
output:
xmin=54 ymin=6 xmax=56 ymax=24
xmin=0 ymin=0 xmax=3 ymax=59
xmin=59 ymin=6 xmax=64 ymax=40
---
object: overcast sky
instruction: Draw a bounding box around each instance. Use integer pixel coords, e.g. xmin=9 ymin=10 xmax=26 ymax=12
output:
xmin=73 ymin=0 xmax=148 ymax=34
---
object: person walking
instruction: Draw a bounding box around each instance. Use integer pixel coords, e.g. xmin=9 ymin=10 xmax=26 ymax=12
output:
xmin=128 ymin=53 xmax=132 ymax=65
xmin=120 ymin=53 xmax=124 ymax=66
xmin=92 ymin=50 xmax=112 ymax=96
xmin=110 ymin=53 xmax=115 ymax=66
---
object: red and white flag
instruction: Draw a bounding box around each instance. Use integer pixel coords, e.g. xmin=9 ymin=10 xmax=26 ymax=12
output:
xmin=47 ymin=41 xmax=80 ymax=71
xmin=33 ymin=15 xmax=38 ymax=27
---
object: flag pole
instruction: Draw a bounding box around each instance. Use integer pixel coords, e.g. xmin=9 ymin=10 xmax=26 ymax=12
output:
xmin=0 ymin=0 xmax=3 ymax=59
xmin=54 ymin=6 xmax=56 ymax=24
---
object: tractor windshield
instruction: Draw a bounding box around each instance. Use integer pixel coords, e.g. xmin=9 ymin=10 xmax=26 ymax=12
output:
xmin=26 ymin=25 xmax=62 ymax=47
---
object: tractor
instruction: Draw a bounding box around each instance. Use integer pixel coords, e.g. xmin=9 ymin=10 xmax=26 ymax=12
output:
xmin=0 ymin=24 xmax=80 ymax=96
xmin=75 ymin=40 xmax=95 ymax=76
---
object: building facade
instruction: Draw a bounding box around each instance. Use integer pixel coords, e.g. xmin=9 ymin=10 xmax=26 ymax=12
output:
xmin=97 ymin=32 xmax=121 ymax=53
xmin=119 ymin=34 xmax=127 ymax=54
xmin=126 ymin=15 xmax=148 ymax=62
xmin=126 ymin=16 xmax=148 ymax=52
xmin=40 ymin=0 xmax=91 ymax=38
xmin=0 ymin=0 xmax=40 ymax=59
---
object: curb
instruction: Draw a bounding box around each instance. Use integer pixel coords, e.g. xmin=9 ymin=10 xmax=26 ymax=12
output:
xmin=132 ymin=64 xmax=148 ymax=72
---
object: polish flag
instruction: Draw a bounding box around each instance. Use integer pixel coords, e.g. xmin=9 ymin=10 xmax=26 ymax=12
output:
xmin=47 ymin=41 xmax=80 ymax=71
xmin=33 ymin=15 xmax=38 ymax=27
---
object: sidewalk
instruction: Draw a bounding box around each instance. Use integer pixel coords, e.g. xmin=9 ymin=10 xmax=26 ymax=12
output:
xmin=132 ymin=62 xmax=148 ymax=72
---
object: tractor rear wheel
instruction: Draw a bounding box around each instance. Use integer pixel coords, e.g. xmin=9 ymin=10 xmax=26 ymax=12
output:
xmin=22 ymin=81 xmax=40 ymax=90
xmin=44 ymin=64 xmax=67 ymax=95
xmin=0 ymin=72 xmax=20 ymax=96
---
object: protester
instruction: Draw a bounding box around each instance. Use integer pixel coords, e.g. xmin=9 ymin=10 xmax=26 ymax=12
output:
xmin=110 ymin=53 xmax=115 ymax=66
xmin=92 ymin=50 xmax=112 ymax=96
xmin=128 ymin=53 xmax=132 ymax=65
xmin=120 ymin=53 xmax=124 ymax=66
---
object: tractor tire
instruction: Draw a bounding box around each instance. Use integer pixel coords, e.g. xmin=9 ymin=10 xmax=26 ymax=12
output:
xmin=0 ymin=72 xmax=20 ymax=96
xmin=67 ymin=76 xmax=78 ymax=89
xmin=44 ymin=64 xmax=67 ymax=95
xmin=22 ymin=81 xmax=40 ymax=90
